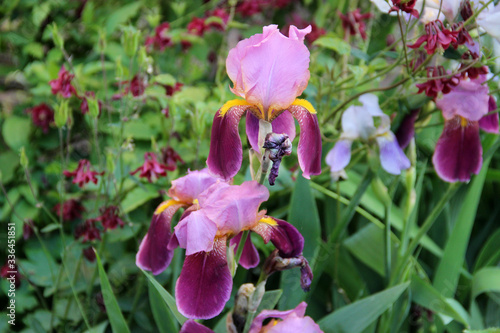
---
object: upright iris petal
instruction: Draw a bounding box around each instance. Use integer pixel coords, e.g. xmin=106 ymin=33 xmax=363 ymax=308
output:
xmin=207 ymin=24 xmax=322 ymax=181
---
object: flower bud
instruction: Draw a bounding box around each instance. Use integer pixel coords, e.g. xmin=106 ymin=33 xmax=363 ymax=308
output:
xmin=50 ymin=23 xmax=64 ymax=50
xmin=371 ymin=178 xmax=392 ymax=206
xmin=19 ymin=147 xmax=29 ymax=169
xmin=87 ymin=95 xmax=100 ymax=119
xmin=116 ymin=57 xmax=125 ymax=80
xmin=122 ymin=26 xmax=141 ymax=58
xmin=54 ymin=100 xmax=69 ymax=128
xmin=263 ymin=133 xmax=292 ymax=185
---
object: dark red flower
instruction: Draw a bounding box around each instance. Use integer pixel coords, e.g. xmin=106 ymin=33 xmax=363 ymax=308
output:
xmin=416 ymin=66 xmax=461 ymax=99
xmin=49 ymin=66 xmax=77 ymax=98
xmin=164 ymin=82 xmax=183 ymax=96
xmin=115 ymin=75 xmax=146 ymax=99
xmin=75 ymin=218 xmax=101 ymax=242
xmin=23 ymin=220 xmax=34 ymax=240
xmin=130 ymin=152 xmax=175 ymax=182
xmin=461 ymin=0 xmax=473 ymax=21
xmin=180 ymin=40 xmax=192 ymax=51
xmin=205 ymin=8 xmax=229 ymax=31
xmin=187 ymin=17 xmax=206 ymax=36
xmin=339 ymin=9 xmax=372 ymax=40
xmin=83 ymin=247 xmax=96 ymax=262
xmin=96 ymin=206 xmax=124 ymax=231
xmin=145 ymin=22 xmax=173 ymax=51
xmin=1 ymin=262 xmax=22 ymax=288
xmin=80 ymin=91 xmax=102 ymax=115
xmin=161 ymin=107 xmax=170 ymax=118
xmin=389 ymin=0 xmax=419 ymax=18
xmin=161 ymin=146 xmax=184 ymax=169
xmin=54 ymin=199 xmax=85 ymax=221
xmin=450 ymin=23 xmax=474 ymax=49
xmin=459 ymin=51 xmax=489 ymax=80
xmin=237 ymin=1 xmax=262 ymax=16
xmin=28 ymin=103 xmax=54 ymax=133
xmin=408 ymin=20 xmax=458 ymax=55
xmin=63 ymin=160 xmax=104 ymax=188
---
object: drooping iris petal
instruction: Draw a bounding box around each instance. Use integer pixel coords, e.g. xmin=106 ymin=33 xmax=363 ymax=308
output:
xmin=169 ymin=169 xmax=223 ymax=203
xmin=180 ymin=320 xmax=215 ymax=333
xmin=478 ymin=97 xmax=499 ymax=133
xmin=176 ymin=237 xmax=232 ymax=319
xmin=376 ymin=132 xmax=411 ymax=175
xmin=227 ymin=24 xmax=311 ymax=118
xmin=174 ymin=210 xmax=218 ymax=255
xmin=436 ymin=79 xmax=490 ymax=121
xmin=202 ymin=181 xmax=269 ymax=234
xmin=136 ymin=201 xmax=185 ymax=275
xmin=252 ymin=217 xmax=304 ymax=258
xmin=288 ymin=101 xmax=322 ymax=179
xmin=207 ymin=104 xmax=248 ymax=180
xmin=246 ymin=111 xmax=261 ymax=152
xmin=230 ymin=232 xmax=260 ymax=269
xmin=432 ymin=117 xmax=482 ymax=182
xmin=325 ymin=139 xmax=352 ymax=172
xmin=396 ymin=109 xmax=420 ymax=149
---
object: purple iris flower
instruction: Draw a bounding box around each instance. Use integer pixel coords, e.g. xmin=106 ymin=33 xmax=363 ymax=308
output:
xmin=207 ymin=24 xmax=322 ymax=181
xmin=433 ymin=76 xmax=498 ymax=182
xmin=325 ymin=94 xmax=411 ymax=175
xmin=180 ymin=302 xmax=323 ymax=333
xmin=136 ymin=169 xmax=306 ymax=320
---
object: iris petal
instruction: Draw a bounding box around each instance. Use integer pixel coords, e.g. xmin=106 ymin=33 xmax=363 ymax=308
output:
xmin=230 ymin=232 xmax=260 ymax=269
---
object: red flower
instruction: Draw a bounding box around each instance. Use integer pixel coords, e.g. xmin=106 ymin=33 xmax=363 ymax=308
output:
xmin=49 ymin=66 xmax=77 ymax=98
xmin=461 ymin=0 xmax=473 ymax=21
xmin=115 ymin=75 xmax=146 ymax=99
xmin=80 ymin=91 xmax=102 ymax=115
xmin=416 ymin=66 xmax=461 ymax=99
xmin=82 ymin=247 xmax=96 ymax=262
xmin=237 ymin=1 xmax=262 ymax=17
xmin=96 ymin=206 xmax=124 ymax=231
xmin=187 ymin=17 xmax=206 ymax=36
xmin=161 ymin=146 xmax=184 ymax=169
xmin=28 ymin=103 xmax=54 ymax=133
xmin=145 ymin=22 xmax=173 ymax=51
xmin=339 ymin=9 xmax=372 ymax=40
xmin=63 ymin=160 xmax=104 ymax=188
xmin=389 ymin=0 xmax=419 ymax=18
xmin=54 ymin=199 xmax=85 ymax=221
xmin=408 ymin=20 xmax=458 ymax=55
xmin=282 ymin=14 xmax=326 ymax=44
xmin=450 ymin=23 xmax=474 ymax=49
xmin=205 ymin=8 xmax=229 ymax=31
xmin=1 ymin=262 xmax=22 ymax=288
xmin=164 ymin=82 xmax=184 ymax=96
xmin=459 ymin=51 xmax=489 ymax=79
xmin=75 ymin=219 xmax=101 ymax=242
xmin=131 ymin=152 xmax=175 ymax=182
xmin=23 ymin=220 xmax=34 ymax=240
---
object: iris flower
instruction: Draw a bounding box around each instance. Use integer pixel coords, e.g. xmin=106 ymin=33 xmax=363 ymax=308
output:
xmin=136 ymin=169 xmax=306 ymax=319
xmin=433 ymin=76 xmax=498 ymax=182
xmin=179 ymin=302 xmax=323 ymax=333
xmin=326 ymin=94 xmax=410 ymax=175
xmin=207 ymin=24 xmax=322 ymax=181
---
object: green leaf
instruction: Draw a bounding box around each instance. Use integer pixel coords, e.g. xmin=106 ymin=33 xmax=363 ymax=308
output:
xmin=433 ymin=136 xmax=498 ymax=297
xmin=471 ymin=267 xmax=500 ymax=299
xmin=313 ymin=36 xmax=351 ymax=55
xmin=256 ymin=289 xmax=283 ymax=314
xmin=279 ymin=174 xmax=320 ymax=309
xmin=148 ymin=281 xmax=178 ymax=333
xmin=473 ymin=229 xmax=500 ymax=272
xmin=141 ymin=270 xmax=187 ymax=325
xmin=2 ymin=116 xmax=31 ymax=150
xmin=95 ymin=251 xmax=130 ymax=333
xmin=105 ymin=2 xmax=142 ymax=35
xmin=318 ymin=282 xmax=410 ymax=333
xmin=153 ymin=74 xmax=176 ymax=86
xmin=411 ymin=275 xmax=470 ymax=326
xmin=464 ymin=329 xmax=500 ymax=333
xmin=0 ymin=151 xmax=19 ymax=184
xmin=40 ymin=224 xmax=61 ymax=233
xmin=121 ymin=186 xmax=160 ymax=213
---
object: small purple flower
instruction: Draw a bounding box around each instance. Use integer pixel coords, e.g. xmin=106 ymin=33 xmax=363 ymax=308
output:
xmin=433 ymin=77 xmax=498 ymax=182
xmin=325 ymin=94 xmax=410 ymax=175
xmin=207 ymin=25 xmax=322 ymax=181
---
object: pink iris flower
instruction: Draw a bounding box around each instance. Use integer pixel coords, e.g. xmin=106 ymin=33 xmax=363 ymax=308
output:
xmin=136 ymin=169 xmax=306 ymax=319
xmin=179 ymin=302 xmax=323 ymax=333
xmin=207 ymin=25 xmax=322 ymax=181
xmin=433 ymin=76 xmax=498 ymax=182
xmin=326 ymin=94 xmax=411 ymax=175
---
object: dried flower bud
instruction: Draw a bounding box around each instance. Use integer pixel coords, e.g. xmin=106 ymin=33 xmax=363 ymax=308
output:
xmin=263 ymin=133 xmax=292 ymax=185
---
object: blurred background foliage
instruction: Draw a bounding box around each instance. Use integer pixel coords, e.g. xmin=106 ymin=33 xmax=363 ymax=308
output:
xmin=1 ymin=0 xmax=500 ymax=332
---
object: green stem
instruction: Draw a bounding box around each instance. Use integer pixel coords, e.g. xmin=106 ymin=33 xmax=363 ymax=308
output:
xmin=384 ymin=202 xmax=392 ymax=285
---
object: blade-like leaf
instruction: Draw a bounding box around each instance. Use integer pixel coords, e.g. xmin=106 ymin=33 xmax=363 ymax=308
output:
xmin=471 ymin=267 xmax=500 ymax=299
xmin=318 ymin=282 xmax=409 ymax=333
xmin=95 ymin=251 xmax=131 ymax=333
xmin=141 ymin=269 xmax=187 ymax=325
xmin=148 ymin=281 xmax=179 ymax=333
